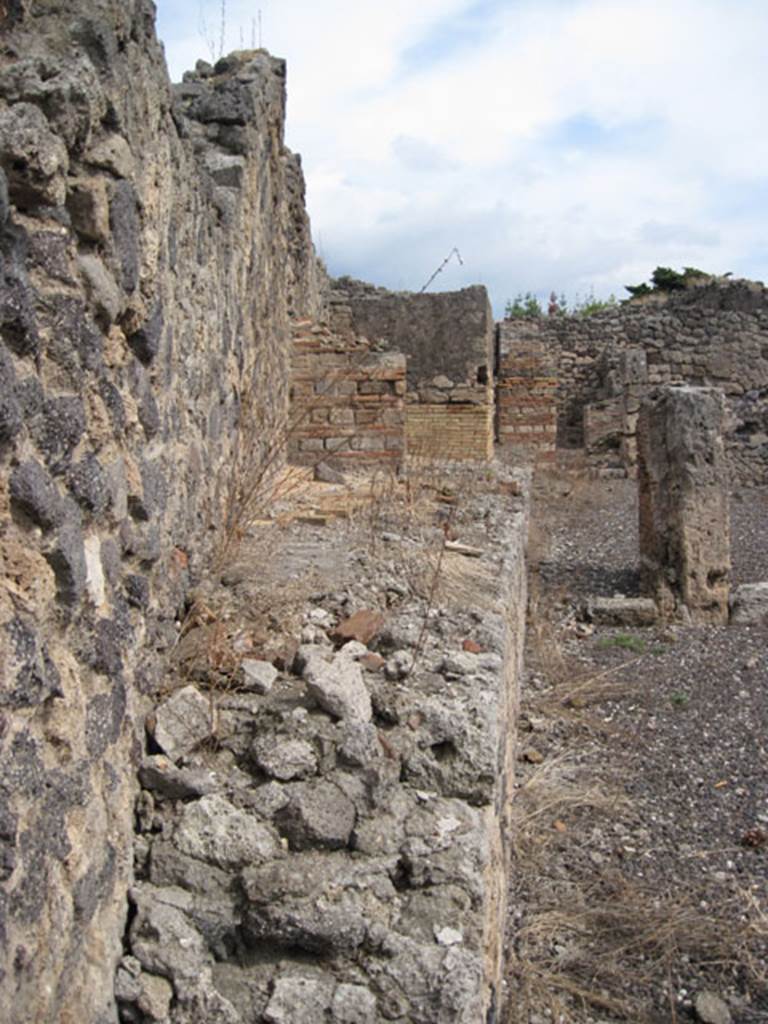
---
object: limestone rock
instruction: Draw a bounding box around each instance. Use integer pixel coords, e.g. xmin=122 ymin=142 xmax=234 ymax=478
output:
xmin=584 ymin=595 xmax=657 ymax=626
xmin=149 ymin=685 xmax=212 ymax=762
xmin=303 ymin=654 xmax=372 ymax=723
xmin=331 ymin=984 xmax=378 ymax=1023
xmin=694 ymin=990 xmax=732 ymax=1024
xmin=240 ymin=658 xmax=278 ymax=694
xmin=78 ymin=253 xmax=123 ymax=327
xmin=0 ymin=101 xmax=68 ymax=208
xmin=314 ymin=460 xmax=347 ymax=484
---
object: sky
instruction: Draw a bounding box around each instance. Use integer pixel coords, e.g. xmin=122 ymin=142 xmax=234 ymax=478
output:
xmin=155 ymin=0 xmax=768 ymax=316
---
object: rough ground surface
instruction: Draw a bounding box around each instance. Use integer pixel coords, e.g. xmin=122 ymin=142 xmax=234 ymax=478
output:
xmin=505 ymin=473 xmax=768 ymax=1024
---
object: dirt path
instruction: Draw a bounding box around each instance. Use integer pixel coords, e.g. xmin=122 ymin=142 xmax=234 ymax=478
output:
xmin=504 ymin=475 xmax=768 ymax=1024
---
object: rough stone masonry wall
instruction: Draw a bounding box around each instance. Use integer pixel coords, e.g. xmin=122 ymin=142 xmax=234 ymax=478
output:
xmin=118 ymin=466 xmax=529 ymax=1024
xmin=332 ymin=279 xmax=495 ymax=461
xmin=289 ymin=319 xmax=406 ymax=469
xmin=501 ymin=280 xmax=768 ymax=482
xmin=0 ymin=2 xmax=321 ymax=1020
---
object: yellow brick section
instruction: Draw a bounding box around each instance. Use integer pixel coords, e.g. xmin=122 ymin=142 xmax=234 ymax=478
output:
xmin=406 ymin=403 xmax=493 ymax=462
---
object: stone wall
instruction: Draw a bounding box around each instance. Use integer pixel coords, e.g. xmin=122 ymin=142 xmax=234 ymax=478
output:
xmin=332 ymin=279 xmax=495 ymax=461
xmin=0 ymin=2 xmax=321 ymax=1020
xmin=500 ymin=280 xmax=768 ymax=482
xmin=289 ymin=319 xmax=406 ymax=469
xmin=496 ymin=320 xmax=557 ymax=462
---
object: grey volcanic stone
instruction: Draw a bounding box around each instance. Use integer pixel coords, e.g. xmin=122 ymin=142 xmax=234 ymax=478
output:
xmin=46 ymin=522 xmax=87 ymax=605
xmin=138 ymin=755 xmax=218 ymax=800
xmin=275 ymin=779 xmax=355 ymax=851
xmin=10 ymin=460 xmax=65 ymax=530
xmin=127 ymin=303 xmax=163 ymax=365
xmin=109 ymin=180 xmax=140 ymax=291
xmin=331 ymin=984 xmax=378 ymax=1022
xmin=3 ymin=618 xmax=62 ymax=708
xmin=0 ymin=349 xmax=22 ymax=443
xmin=66 ymin=453 xmax=109 ymax=515
xmin=251 ymin=736 xmax=317 ymax=780
xmin=264 ymin=975 xmax=334 ymax=1023
xmin=729 ymin=581 xmax=768 ymax=624
xmin=150 ymin=685 xmax=212 ymax=762
xmin=172 ymin=794 xmax=283 ymax=868
xmin=0 ymin=102 xmax=68 ymax=208
xmin=32 ymin=395 xmax=86 ymax=468
xmin=242 ymin=852 xmax=372 ymax=954
xmin=0 ymin=166 xmax=8 ymax=222
xmin=129 ymin=885 xmax=210 ymax=983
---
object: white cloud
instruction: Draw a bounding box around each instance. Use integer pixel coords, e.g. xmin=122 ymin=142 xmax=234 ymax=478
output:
xmin=156 ymin=0 xmax=768 ymax=314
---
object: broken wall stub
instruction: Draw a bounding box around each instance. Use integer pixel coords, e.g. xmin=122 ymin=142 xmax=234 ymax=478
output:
xmin=496 ymin=320 xmax=558 ymax=462
xmin=289 ymin=320 xmax=406 ymax=468
xmin=332 ymin=279 xmax=495 ymax=461
xmin=119 ymin=466 xmax=531 ymax=1024
xmin=637 ymin=386 xmax=730 ymax=623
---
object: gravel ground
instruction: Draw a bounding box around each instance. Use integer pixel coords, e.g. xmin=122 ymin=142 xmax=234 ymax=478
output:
xmin=505 ymin=477 xmax=768 ymax=1024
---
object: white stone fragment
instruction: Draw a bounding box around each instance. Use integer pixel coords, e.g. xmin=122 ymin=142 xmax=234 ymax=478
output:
xmin=240 ymin=658 xmax=278 ymax=694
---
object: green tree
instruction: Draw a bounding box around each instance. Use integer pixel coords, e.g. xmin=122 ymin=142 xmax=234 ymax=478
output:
xmin=505 ymin=292 xmax=543 ymax=318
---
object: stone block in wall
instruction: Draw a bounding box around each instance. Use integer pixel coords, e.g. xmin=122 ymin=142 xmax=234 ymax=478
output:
xmin=583 ymin=398 xmax=623 ymax=456
xmin=637 ymin=386 xmax=730 ymax=623
xmin=619 ymin=347 xmax=648 ymax=385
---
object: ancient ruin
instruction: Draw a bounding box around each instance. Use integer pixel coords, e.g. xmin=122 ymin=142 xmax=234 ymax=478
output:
xmin=1 ymin=2 xmax=767 ymax=1023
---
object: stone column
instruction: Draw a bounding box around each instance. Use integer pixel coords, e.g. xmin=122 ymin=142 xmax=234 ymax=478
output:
xmin=620 ymin=348 xmax=648 ymax=473
xmin=637 ymin=385 xmax=730 ymax=623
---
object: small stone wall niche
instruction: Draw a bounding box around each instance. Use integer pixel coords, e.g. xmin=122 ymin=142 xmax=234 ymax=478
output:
xmin=637 ymin=385 xmax=731 ymax=624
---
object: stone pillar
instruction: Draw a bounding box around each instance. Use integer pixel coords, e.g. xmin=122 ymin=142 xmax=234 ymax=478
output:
xmin=637 ymin=386 xmax=730 ymax=623
xmin=620 ymin=348 xmax=648 ymax=472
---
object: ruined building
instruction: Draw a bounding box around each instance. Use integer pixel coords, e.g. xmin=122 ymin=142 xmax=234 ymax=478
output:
xmin=0 ymin=2 xmax=766 ymax=1023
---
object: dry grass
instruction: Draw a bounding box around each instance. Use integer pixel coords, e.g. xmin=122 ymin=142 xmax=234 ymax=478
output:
xmin=510 ymin=873 xmax=768 ymax=1023
xmin=507 ymin=471 xmax=768 ymax=1024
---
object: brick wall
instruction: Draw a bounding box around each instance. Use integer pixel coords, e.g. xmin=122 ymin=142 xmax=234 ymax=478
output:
xmin=331 ymin=280 xmax=495 ymax=462
xmin=289 ymin=320 xmax=406 ymax=468
xmin=496 ymin=324 xmax=557 ymax=462
xmin=406 ymin=400 xmax=494 ymax=461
